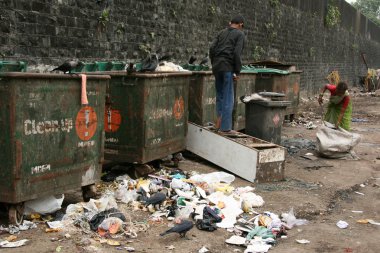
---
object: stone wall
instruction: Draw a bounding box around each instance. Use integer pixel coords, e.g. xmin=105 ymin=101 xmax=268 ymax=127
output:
xmin=1 ymin=0 xmax=380 ymax=94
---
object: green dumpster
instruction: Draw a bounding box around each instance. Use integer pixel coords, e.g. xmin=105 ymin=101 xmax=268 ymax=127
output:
xmin=94 ymin=71 xmax=191 ymax=164
xmin=0 ymin=72 xmax=109 ymax=223
xmin=188 ymin=71 xmax=217 ymax=126
xmin=188 ymin=69 xmax=256 ymax=130
xmin=250 ymin=61 xmax=302 ymax=119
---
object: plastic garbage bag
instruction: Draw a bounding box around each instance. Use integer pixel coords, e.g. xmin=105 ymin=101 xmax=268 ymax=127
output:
xmin=241 ymin=192 xmax=265 ymax=212
xmin=175 ymin=206 xmax=194 ymax=219
xmin=316 ymin=122 xmax=361 ymax=158
xmin=171 ymin=178 xmax=191 ymax=191
xmin=190 ymin=172 xmax=235 ymax=185
xmin=89 ymin=208 xmax=126 ymax=231
xmin=98 ymin=217 xmax=124 ymax=235
xmin=115 ymin=188 xmax=138 ymax=204
xmin=195 ymin=206 xmax=222 ymax=232
xmin=24 ymin=194 xmax=64 ymax=215
xmin=84 ymin=195 xmax=118 ymax=213
xmin=281 ymin=208 xmax=308 ymax=229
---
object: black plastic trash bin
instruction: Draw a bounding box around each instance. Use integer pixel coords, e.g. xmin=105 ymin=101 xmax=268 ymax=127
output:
xmin=245 ymin=99 xmax=291 ymax=144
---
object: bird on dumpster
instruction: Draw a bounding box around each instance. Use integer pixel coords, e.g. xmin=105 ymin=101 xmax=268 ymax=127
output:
xmin=51 ymin=60 xmax=83 ymax=73
xmin=140 ymin=54 xmax=158 ymax=72
xmin=160 ymin=219 xmax=194 ymax=238
xmin=199 ymin=53 xmax=209 ymax=65
xmin=188 ymin=55 xmax=197 ymax=64
xmin=144 ymin=188 xmax=167 ymax=209
xmin=51 ymin=60 xmax=84 ymax=74
xmin=126 ymin=63 xmax=136 ymax=74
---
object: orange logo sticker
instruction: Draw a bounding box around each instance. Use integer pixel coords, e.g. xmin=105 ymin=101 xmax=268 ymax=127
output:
xmin=293 ymin=82 xmax=299 ymax=94
xmin=273 ymin=113 xmax=280 ymax=127
xmin=173 ymin=96 xmax=185 ymax=120
xmin=104 ymin=107 xmax=121 ymax=132
xmin=75 ymin=106 xmax=98 ymax=141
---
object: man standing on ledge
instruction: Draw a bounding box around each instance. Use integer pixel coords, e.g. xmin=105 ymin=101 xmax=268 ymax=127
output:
xmin=209 ymin=15 xmax=245 ymax=133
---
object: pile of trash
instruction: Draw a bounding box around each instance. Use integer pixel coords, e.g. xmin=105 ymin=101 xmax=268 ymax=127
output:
xmin=0 ymin=167 xmax=310 ymax=252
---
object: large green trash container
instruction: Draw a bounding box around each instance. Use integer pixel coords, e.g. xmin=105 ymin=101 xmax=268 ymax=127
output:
xmin=97 ymin=71 xmax=191 ymax=164
xmin=251 ymin=61 xmax=302 ymax=119
xmin=0 ymin=72 xmax=109 ymax=222
xmin=188 ymin=71 xmax=217 ymax=126
xmin=188 ymin=70 xmax=256 ymax=130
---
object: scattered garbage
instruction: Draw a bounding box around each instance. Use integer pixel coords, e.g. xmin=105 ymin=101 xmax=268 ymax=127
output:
xmin=241 ymin=93 xmax=270 ymax=103
xmin=0 ymin=160 xmax=312 ymax=252
xmin=198 ymin=246 xmax=210 ymax=253
xmin=281 ymin=138 xmax=316 ymax=155
xmin=281 ymin=208 xmax=308 ymax=229
xmin=296 ymin=239 xmax=310 ymax=244
xmin=156 ymin=61 xmax=190 ymax=72
xmin=354 ymin=191 xmax=365 ymax=196
xmin=305 ymin=121 xmax=317 ymax=129
xmin=357 ymin=219 xmax=380 ymax=226
xmin=165 ymin=245 xmax=175 ymax=250
xmin=0 ymin=220 xmax=37 ymax=235
xmin=226 ymin=235 xmax=246 ymax=245
xmin=0 ymin=239 xmax=29 ymax=248
xmin=336 ymin=220 xmax=349 ymax=229
xmin=351 ymin=118 xmax=368 ymax=122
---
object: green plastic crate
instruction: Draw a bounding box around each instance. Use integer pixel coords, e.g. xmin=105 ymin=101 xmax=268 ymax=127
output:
xmin=0 ymin=61 xmax=27 ymax=72
xmin=95 ymin=61 xmax=113 ymax=71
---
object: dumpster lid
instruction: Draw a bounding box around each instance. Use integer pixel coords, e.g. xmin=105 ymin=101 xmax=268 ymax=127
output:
xmin=259 ymin=92 xmax=285 ymax=97
xmin=249 ymin=60 xmax=292 ymax=67
xmin=0 ymin=72 xmax=111 ymax=80
xmin=254 ymin=68 xmax=289 ymax=75
xmin=87 ymin=71 xmax=192 ymax=78
xmin=247 ymin=100 xmax=291 ymax=107
xmin=248 ymin=60 xmax=302 ymax=73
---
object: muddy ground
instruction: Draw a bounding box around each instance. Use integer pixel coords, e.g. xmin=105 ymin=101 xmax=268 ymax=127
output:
xmin=1 ymin=92 xmax=379 ymax=253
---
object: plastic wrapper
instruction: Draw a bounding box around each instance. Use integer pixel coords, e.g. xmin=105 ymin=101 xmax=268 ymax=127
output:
xmin=190 ymin=172 xmax=235 ymax=185
xmin=98 ymin=217 xmax=123 ymax=235
xmin=24 ymin=194 xmax=64 ymax=215
xmin=281 ymin=208 xmax=308 ymax=229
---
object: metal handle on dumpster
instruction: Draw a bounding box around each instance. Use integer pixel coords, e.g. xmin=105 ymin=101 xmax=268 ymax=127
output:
xmin=258 ymin=73 xmax=273 ymax=79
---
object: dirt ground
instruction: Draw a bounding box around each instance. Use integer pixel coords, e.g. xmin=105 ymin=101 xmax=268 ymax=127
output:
xmin=1 ymin=92 xmax=379 ymax=253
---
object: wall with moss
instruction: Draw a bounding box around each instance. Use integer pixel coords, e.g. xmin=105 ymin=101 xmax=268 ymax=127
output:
xmin=1 ymin=0 xmax=380 ymax=93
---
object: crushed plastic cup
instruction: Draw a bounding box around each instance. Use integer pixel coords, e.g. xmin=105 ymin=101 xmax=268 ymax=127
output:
xmin=336 ymin=220 xmax=349 ymax=229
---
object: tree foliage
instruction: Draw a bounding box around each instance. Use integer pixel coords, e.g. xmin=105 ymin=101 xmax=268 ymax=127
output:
xmin=353 ymin=0 xmax=380 ymax=26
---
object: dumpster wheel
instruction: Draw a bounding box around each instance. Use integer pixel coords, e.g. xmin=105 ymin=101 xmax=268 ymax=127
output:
xmin=82 ymin=184 xmax=97 ymax=202
xmin=9 ymin=203 xmax=24 ymax=225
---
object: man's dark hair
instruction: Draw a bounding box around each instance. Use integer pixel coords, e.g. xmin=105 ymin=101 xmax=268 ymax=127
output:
xmin=231 ymin=15 xmax=245 ymax=24
xmin=337 ymin=81 xmax=348 ymax=93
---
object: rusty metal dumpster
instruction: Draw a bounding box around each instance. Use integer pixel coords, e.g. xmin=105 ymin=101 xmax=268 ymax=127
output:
xmin=188 ymin=71 xmax=217 ymax=126
xmin=250 ymin=61 xmax=302 ymax=119
xmin=98 ymin=71 xmax=191 ymax=164
xmin=0 ymin=72 xmax=108 ymax=223
xmin=188 ymin=70 xmax=256 ymax=131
